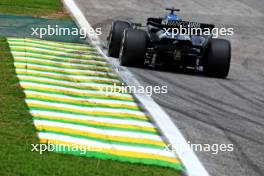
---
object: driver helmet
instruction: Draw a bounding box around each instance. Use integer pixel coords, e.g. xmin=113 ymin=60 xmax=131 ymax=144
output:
xmin=165 ymin=13 xmax=181 ymax=22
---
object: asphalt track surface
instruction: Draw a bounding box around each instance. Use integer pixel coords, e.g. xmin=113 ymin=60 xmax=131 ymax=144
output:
xmin=74 ymin=0 xmax=264 ymax=175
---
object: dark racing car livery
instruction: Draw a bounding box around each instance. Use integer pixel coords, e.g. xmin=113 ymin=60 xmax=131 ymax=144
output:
xmin=107 ymin=8 xmax=231 ymax=78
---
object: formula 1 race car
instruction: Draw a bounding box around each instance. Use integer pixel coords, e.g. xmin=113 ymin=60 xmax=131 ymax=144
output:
xmin=107 ymin=8 xmax=231 ymax=78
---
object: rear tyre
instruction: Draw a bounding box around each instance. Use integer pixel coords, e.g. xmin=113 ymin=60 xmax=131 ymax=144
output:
xmin=119 ymin=29 xmax=147 ymax=67
xmin=108 ymin=20 xmax=131 ymax=57
xmin=204 ymin=39 xmax=231 ymax=78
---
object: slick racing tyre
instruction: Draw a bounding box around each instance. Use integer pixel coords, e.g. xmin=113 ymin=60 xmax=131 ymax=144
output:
xmin=204 ymin=39 xmax=231 ymax=78
xmin=108 ymin=20 xmax=131 ymax=58
xmin=119 ymin=29 xmax=147 ymax=67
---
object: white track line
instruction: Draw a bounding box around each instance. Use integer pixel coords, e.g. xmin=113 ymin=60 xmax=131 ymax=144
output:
xmin=63 ymin=0 xmax=210 ymax=175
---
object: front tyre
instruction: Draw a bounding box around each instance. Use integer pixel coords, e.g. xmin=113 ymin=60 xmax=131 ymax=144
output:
xmin=119 ymin=29 xmax=147 ymax=67
xmin=204 ymin=39 xmax=231 ymax=78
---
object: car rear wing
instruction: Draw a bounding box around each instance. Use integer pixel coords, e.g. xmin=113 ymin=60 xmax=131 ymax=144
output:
xmin=147 ymin=18 xmax=215 ymax=32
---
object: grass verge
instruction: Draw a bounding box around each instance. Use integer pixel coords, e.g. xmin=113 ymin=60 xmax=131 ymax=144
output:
xmin=0 ymin=0 xmax=69 ymax=19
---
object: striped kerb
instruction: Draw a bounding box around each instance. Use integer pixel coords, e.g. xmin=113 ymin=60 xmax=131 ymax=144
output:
xmin=7 ymin=37 xmax=184 ymax=171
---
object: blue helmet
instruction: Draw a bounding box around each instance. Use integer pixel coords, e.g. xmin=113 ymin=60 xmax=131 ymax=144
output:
xmin=165 ymin=13 xmax=181 ymax=22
